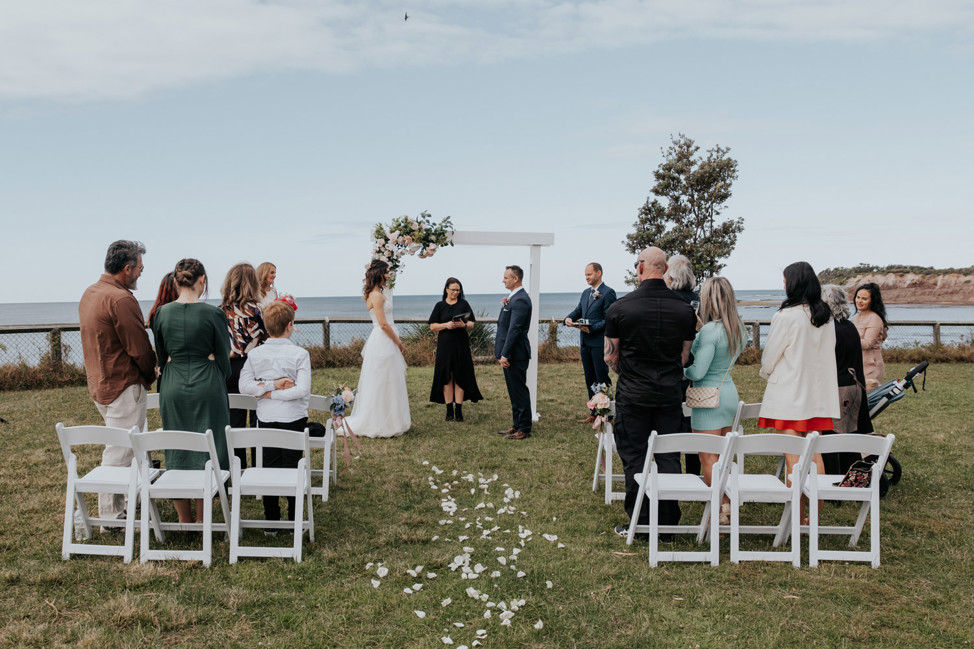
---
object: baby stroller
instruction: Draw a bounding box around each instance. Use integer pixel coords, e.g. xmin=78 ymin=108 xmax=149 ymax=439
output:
xmin=866 ymin=360 xmax=929 ymax=496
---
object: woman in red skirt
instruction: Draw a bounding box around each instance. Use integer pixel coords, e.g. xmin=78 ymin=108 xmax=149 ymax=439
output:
xmin=758 ymin=261 xmax=840 ymax=519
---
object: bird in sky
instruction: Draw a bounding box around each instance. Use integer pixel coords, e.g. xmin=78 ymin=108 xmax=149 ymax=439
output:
xmin=404 ymin=11 xmax=408 ymax=21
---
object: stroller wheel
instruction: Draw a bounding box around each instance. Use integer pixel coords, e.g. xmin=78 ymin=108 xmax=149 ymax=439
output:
xmin=884 ymin=455 xmax=902 ymax=486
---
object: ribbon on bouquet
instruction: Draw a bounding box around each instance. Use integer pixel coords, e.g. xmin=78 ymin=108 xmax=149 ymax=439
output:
xmin=332 ymin=414 xmax=362 ymax=476
xmin=592 ymin=415 xmax=609 ymax=473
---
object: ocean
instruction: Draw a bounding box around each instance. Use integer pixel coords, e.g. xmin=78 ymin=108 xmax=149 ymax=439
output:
xmin=3 ymin=290 xmax=973 ymax=326
xmin=2 ymin=291 xmax=973 ymax=367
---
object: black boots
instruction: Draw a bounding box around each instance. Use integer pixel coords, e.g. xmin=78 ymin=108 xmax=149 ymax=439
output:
xmin=445 ymin=403 xmax=464 ymax=422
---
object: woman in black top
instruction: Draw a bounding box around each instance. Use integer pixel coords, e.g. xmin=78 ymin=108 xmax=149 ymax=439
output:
xmin=428 ymin=277 xmax=483 ymax=421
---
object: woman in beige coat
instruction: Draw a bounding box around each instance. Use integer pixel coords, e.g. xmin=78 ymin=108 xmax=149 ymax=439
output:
xmin=759 ymin=262 xmax=840 ymax=519
xmin=853 ymin=282 xmax=888 ymax=391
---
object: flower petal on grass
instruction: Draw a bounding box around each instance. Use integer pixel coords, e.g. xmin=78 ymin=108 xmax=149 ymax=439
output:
xmin=371 ymin=579 xmax=380 ymax=588
xmin=534 ymin=620 xmax=544 ymax=630
xmin=441 ymin=598 xmax=452 ymax=607
xmin=414 ymin=610 xmax=426 ymax=618
xmin=376 ymin=566 xmax=389 ymax=578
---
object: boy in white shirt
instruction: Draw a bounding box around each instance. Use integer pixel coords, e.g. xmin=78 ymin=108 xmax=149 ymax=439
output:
xmin=238 ymin=300 xmax=311 ymax=527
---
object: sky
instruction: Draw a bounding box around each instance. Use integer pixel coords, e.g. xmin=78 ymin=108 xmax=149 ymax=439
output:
xmin=1 ymin=0 xmax=972 ymax=304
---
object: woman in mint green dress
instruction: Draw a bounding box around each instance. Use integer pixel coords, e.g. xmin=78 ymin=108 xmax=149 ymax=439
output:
xmin=152 ymin=258 xmax=231 ymax=524
xmin=684 ymin=277 xmax=746 ymax=523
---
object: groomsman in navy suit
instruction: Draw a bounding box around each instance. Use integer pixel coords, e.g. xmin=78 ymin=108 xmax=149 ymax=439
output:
xmin=564 ymin=262 xmax=617 ymax=423
xmin=495 ymin=265 xmax=533 ymax=440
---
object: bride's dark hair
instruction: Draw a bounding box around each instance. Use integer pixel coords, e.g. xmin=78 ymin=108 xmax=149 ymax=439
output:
xmin=363 ymin=259 xmax=390 ymax=299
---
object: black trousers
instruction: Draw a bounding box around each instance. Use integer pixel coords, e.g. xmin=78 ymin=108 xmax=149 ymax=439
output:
xmin=580 ymin=344 xmax=611 ymax=407
xmin=613 ymin=401 xmax=683 ymax=526
xmin=258 ymin=417 xmax=308 ymax=522
xmin=227 ymin=356 xmax=256 ymax=468
xmin=503 ymin=357 xmax=531 ymax=433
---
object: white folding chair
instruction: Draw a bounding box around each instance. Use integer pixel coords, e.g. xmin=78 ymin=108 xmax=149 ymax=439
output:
xmin=591 ymin=401 xmax=625 ymax=504
xmin=130 ymin=429 xmax=231 ymax=566
xmin=308 ymin=395 xmax=337 ymax=502
xmin=727 ymin=433 xmax=817 ymax=566
xmin=627 ymin=432 xmax=736 ymax=566
xmin=730 ymin=401 xmax=761 ymax=434
xmin=146 ymin=392 xmax=160 ymax=410
xmin=804 ymin=433 xmax=895 ymax=568
xmin=226 ymin=426 xmax=314 ymax=563
xmin=56 ymin=423 xmax=160 ymax=563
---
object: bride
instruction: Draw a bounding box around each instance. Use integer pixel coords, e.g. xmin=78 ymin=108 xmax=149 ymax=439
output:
xmin=345 ymin=260 xmax=411 ymax=438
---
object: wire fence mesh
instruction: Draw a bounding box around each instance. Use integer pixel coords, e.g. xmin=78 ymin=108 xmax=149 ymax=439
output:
xmin=2 ymin=319 xmax=973 ymax=368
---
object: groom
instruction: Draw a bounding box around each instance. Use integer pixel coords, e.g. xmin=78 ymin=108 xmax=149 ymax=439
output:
xmin=495 ymin=265 xmax=532 ymax=440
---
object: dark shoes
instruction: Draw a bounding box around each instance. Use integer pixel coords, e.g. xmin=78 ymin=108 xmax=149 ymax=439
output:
xmin=614 ymin=524 xmax=672 ymax=542
xmin=445 ymin=403 xmax=455 ymax=421
xmin=505 ymin=430 xmax=532 ymax=440
xmin=454 ymin=404 xmax=463 ymax=422
xmin=497 ymin=427 xmax=517 ymax=436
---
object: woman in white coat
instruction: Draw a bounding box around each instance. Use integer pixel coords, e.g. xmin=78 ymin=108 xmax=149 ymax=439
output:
xmin=759 ymin=262 xmax=840 ymax=517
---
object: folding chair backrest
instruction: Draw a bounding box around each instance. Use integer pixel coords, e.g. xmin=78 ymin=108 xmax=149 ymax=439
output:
xmin=226 ymin=426 xmax=310 ymax=457
xmin=649 ymin=431 xmax=733 ymax=456
xmin=809 ymin=433 xmax=895 ymax=461
xmin=731 ymin=402 xmax=762 ymax=433
xmin=56 ymin=423 xmax=135 ymax=466
xmin=228 ymin=393 xmax=259 ymax=411
xmin=307 ymin=395 xmax=331 ymax=413
xmin=146 ymin=393 xmax=160 ymax=410
xmin=733 ymin=433 xmax=809 ymax=460
xmin=131 ymin=429 xmax=221 ymax=462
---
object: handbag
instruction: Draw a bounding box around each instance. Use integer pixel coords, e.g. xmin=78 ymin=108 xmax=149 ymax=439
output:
xmin=685 ymin=365 xmax=731 ymax=409
xmin=835 ymin=459 xmax=874 ymax=488
xmin=832 ymin=367 xmax=864 ymax=434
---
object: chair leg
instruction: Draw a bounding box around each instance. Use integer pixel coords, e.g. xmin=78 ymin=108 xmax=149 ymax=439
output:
xmin=849 ymin=502 xmax=870 ymax=547
xmin=604 ymin=437 xmax=615 ymax=505
xmin=592 ymin=434 xmax=605 ymax=492
xmin=140 ymin=485 xmax=151 ymax=564
xmin=729 ymin=488 xmax=740 ymax=564
xmin=203 ymin=485 xmax=213 ymax=568
xmin=123 ymin=472 xmax=138 ymax=563
xmin=306 ymin=479 xmax=315 ymax=543
xmin=62 ymin=480 xmax=75 ymax=560
xmin=870 ymin=493 xmax=880 ymax=568
xmin=808 ymin=487 xmax=819 ymax=568
xmin=230 ymin=481 xmax=241 ymax=565
xmin=648 ymin=492 xmax=659 ymax=567
xmin=627 ymin=476 xmax=647 ymax=546
xmin=709 ymin=491 xmax=720 ymax=566
xmin=294 ymin=483 xmax=304 ymax=563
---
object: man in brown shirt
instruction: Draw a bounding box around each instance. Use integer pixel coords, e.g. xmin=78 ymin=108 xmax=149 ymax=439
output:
xmin=79 ymin=240 xmax=156 ymax=521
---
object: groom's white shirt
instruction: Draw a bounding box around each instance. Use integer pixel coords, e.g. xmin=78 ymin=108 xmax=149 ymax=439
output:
xmin=507 ymin=286 xmax=525 ymax=300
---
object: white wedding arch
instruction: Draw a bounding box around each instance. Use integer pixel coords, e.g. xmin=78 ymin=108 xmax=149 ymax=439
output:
xmin=451 ymin=230 xmax=555 ymax=422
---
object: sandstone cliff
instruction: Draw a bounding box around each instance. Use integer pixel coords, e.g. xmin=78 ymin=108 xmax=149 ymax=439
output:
xmin=839 ymin=273 xmax=974 ymax=305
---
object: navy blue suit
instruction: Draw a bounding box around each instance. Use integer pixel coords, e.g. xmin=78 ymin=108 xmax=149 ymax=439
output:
xmin=566 ymin=283 xmax=617 ymax=402
xmin=495 ymin=288 xmax=532 ymax=432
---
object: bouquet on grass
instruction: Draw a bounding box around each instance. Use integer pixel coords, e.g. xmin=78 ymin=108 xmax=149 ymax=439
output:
xmin=329 ymin=383 xmax=361 ymax=474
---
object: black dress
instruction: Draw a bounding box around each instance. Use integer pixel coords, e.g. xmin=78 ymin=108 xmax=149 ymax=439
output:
xmin=428 ymin=299 xmax=483 ymax=404
xmin=824 ymin=319 xmax=874 ymax=475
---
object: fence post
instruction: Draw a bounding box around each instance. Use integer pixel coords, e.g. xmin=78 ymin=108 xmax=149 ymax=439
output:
xmin=49 ymin=328 xmax=63 ymax=369
xmin=933 ymin=322 xmax=941 ymax=347
xmin=322 ymin=317 xmax=331 ymax=350
xmin=750 ymin=322 xmax=761 ymax=349
xmin=547 ymin=319 xmax=558 ymax=348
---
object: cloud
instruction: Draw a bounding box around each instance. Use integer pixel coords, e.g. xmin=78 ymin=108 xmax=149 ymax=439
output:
xmin=1 ymin=0 xmax=971 ymax=102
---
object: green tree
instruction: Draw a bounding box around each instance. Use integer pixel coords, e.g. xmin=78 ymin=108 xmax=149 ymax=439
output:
xmin=623 ymin=134 xmax=743 ymax=286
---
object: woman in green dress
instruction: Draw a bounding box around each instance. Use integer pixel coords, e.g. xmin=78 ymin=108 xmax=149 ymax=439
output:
xmin=152 ymin=258 xmax=231 ymax=524
xmin=683 ymin=277 xmax=746 ymax=524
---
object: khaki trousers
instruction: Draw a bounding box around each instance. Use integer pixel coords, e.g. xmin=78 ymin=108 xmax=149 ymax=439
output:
xmin=94 ymin=384 xmax=148 ymax=519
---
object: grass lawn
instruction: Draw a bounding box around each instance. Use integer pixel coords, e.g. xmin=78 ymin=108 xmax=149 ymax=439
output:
xmin=1 ymin=361 xmax=972 ymax=648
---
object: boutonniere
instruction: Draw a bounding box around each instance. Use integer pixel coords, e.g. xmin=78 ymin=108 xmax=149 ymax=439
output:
xmin=502 ymin=297 xmax=510 ymax=307
xmin=591 ymin=290 xmax=601 ymax=300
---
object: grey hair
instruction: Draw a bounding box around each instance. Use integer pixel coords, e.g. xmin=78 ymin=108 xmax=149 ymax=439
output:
xmin=664 ymin=254 xmax=695 ymax=291
xmin=104 ymin=240 xmax=146 ymax=274
xmin=822 ymin=284 xmax=851 ymax=322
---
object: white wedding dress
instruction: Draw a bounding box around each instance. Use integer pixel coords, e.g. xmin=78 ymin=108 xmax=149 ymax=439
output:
xmin=345 ymin=289 xmax=411 ymax=438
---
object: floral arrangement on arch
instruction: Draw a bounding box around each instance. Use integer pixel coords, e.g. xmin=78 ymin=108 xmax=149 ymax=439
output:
xmin=371 ymin=211 xmax=455 ymax=287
